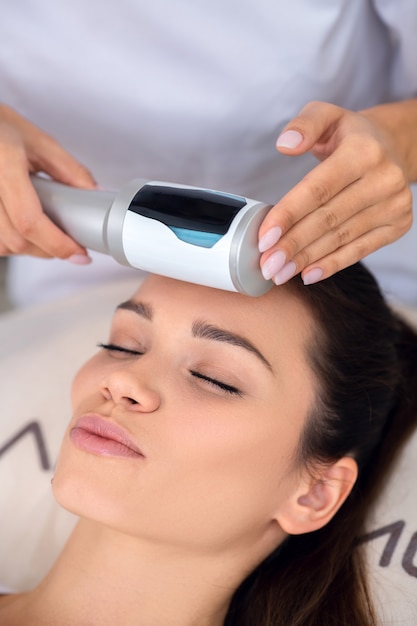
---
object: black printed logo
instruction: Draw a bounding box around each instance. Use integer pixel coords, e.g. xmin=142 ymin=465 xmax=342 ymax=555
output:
xmin=0 ymin=420 xmax=52 ymax=470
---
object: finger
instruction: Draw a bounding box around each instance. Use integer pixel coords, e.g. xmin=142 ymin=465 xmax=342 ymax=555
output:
xmin=261 ymin=163 xmax=411 ymax=264
xmin=0 ymin=198 xmax=52 ymax=257
xmin=270 ymin=195 xmax=411 ymax=287
xmin=259 ymin=139 xmax=364 ymax=248
xmin=300 ymin=226 xmax=398 ymax=286
xmin=27 ymin=132 xmax=97 ymax=189
xmin=0 ymin=242 xmax=53 ymax=258
xmin=276 ymin=101 xmax=345 ymax=155
xmin=0 ymin=104 xmax=97 ymax=189
xmin=269 ymin=226 xmax=392 ymax=287
xmin=298 ymin=204 xmax=406 ymax=274
xmin=0 ymin=168 xmax=91 ymax=259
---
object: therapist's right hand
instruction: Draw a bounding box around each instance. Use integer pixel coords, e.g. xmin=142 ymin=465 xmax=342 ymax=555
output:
xmin=0 ymin=104 xmax=96 ymax=262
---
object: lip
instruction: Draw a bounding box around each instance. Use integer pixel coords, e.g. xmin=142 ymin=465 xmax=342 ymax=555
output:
xmin=69 ymin=414 xmax=145 ymax=459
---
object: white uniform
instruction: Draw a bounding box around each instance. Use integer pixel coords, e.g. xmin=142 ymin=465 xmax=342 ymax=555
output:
xmin=1 ymin=0 xmax=417 ymax=305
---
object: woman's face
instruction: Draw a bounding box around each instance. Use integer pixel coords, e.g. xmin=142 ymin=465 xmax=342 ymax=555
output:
xmin=54 ymin=275 xmax=316 ymax=556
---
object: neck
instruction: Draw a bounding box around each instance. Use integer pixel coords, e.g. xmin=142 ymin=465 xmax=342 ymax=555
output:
xmin=17 ymin=518 xmax=273 ymax=626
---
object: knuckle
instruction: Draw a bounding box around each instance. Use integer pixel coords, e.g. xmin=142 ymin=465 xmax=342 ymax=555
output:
xmin=394 ymin=212 xmax=412 ymax=237
xmin=385 ymin=162 xmax=407 ymax=193
xmin=398 ymin=213 xmax=413 ymax=235
xmin=387 ymin=186 xmax=413 ymax=231
xmin=394 ymin=181 xmax=412 ymax=204
xmin=358 ymin=137 xmax=383 ymax=166
xmin=398 ymin=186 xmax=413 ymax=219
xmin=307 ymin=178 xmax=332 ymax=207
xmin=13 ymin=212 xmax=38 ymax=238
xmin=320 ymin=206 xmax=338 ymax=230
xmin=335 ymin=227 xmax=351 ymax=247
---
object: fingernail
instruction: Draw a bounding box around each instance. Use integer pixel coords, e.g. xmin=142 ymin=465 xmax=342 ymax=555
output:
xmin=67 ymin=254 xmax=92 ymax=265
xmin=261 ymin=250 xmax=286 ymax=281
xmin=276 ymin=130 xmax=303 ymax=149
xmin=273 ymin=261 xmax=297 ymax=285
xmin=303 ymin=267 xmax=323 ymax=285
xmin=258 ymin=226 xmax=282 ymax=253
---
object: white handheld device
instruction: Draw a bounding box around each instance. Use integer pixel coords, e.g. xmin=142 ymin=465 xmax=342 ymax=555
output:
xmin=32 ymin=175 xmax=273 ymax=296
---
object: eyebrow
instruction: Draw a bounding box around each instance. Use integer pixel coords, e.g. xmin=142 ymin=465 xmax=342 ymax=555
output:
xmin=116 ymin=300 xmax=273 ymax=372
xmin=192 ymin=320 xmax=273 ymax=372
xmin=117 ymin=300 xmax=153 ymax=320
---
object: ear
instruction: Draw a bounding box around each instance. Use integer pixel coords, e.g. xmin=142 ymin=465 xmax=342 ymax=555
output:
xmin=274 ymin=457 xmax=358 ymax=535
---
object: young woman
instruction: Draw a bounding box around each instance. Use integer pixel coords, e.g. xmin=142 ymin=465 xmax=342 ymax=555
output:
xmin=0 ymin=262 xmax=416 ymax=625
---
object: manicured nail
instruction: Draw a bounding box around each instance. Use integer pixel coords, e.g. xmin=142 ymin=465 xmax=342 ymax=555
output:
xmin=276 ymin=130 xmax=303 ymax=149
xmin=303 ymin=267 xmax=324 ymax=285
xmin=261 ymin=250 xmax=286 ymax=281
xmin=67 ymin=253 xmax=92 ymax=265
xmin=258 ymin=226 xmax=282 ymax=253
xmin=273 ymin=261 xmax=297 ymax=285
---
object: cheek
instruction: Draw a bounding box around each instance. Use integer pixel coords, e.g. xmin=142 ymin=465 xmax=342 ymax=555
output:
xmin=175 ymin=385 xmax=307 ymax=474
xmin=144 ymin=396 xmax=305 ymax=537
xmin=175 ymin=377 xmax=312 ymax=506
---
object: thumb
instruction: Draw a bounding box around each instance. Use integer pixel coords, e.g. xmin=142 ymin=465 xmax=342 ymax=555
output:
xmin=276 ymin=101 xmax=345 ymax=156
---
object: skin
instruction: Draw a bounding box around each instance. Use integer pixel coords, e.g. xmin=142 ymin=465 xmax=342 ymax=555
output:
xmin=0 ymin=98 xmax=416 ymax=276
xmin=0 ymin=275 xmax=357 ymax=625
xmin=0 ymin=104 xmax=95 ymax=261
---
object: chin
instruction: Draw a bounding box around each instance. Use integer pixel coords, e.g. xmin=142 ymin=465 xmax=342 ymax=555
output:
xmin=52 ymin=437 xmax=116 ymax=521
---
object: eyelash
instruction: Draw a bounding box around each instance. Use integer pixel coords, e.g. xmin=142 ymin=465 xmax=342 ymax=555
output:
xmin=97 ymin=342 xmax=144 ymax=356
xmin=190 ymin=370 xmax=241 ymax=396
xmin=98 ymin=343 xmax=241 ymax=396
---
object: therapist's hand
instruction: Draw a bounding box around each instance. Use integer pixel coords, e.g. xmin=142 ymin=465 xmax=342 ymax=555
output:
xmin=0 ymin=104 xmax=96 ymax=261
xmin=258 ymin=100 xmax=414 ymax=286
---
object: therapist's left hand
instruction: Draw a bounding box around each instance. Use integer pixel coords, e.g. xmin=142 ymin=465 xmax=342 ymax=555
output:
xmin=258 ymin=100 xmax=414 ymax=286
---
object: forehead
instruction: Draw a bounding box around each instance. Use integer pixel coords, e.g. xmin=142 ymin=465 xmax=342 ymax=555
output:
xmin=129 ymin=275 xmax=313 ymax=369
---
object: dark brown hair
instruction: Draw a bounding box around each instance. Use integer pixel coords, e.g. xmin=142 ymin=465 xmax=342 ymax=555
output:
xmin=224 ymin=262 xmax=417 ymax=626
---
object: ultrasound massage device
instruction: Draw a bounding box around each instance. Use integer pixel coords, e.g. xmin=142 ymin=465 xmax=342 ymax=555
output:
xmin=32 ymin=175 xmax=274 ymax=296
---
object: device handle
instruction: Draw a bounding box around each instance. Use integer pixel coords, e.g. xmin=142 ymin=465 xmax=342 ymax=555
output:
xmin=31 ymin=175 xmax=116 ymax=254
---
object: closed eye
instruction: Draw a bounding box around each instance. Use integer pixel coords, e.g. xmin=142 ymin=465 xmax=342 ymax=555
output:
xmin=190 ymin=370 xmax=242 ymax=396
xmin=97 ymin=342 xmax=144 ymax=356
xmin=98 ymin=343 xmax=241 ymax=394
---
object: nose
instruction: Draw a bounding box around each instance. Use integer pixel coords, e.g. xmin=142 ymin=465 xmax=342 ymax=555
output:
xmin=101 ymin=367 xmax=161 ymax=413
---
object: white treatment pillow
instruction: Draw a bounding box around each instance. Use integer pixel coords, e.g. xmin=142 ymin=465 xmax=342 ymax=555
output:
xmin=0 ymin=279 xmax=416 ymax=623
